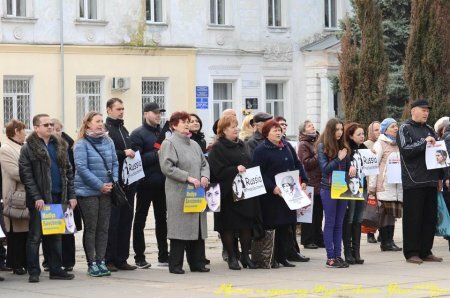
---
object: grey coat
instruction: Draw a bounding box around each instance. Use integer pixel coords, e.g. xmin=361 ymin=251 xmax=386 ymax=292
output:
xmin=159 ymin=132 xmax=210 ymax=240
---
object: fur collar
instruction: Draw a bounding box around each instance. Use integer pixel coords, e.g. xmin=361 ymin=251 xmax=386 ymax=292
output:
xmin=26 ymin=132 xmax=68 ymax=168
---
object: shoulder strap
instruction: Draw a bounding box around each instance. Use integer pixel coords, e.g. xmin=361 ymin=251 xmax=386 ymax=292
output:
xmin=84 ymin=138 xmax=114 ymax=182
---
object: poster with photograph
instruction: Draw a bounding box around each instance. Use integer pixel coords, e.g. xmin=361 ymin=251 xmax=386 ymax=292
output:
xmin=183 ymin=184 xmax=207 ymax=213
xmin=41 ymin=204 xmax=75 ymax=235
xmin=204 ymin=183 xmax=221 ymax=212
xmin=425 ymin=141 xmax=450 ymax=169
xmin=275 ymin=170 xmax=311 ymax=210
xmin=331 ymin=171 xmax=364 ymax=200
xmin=122 ymin=150 xmax=145 ymax=185
xmin=359 ymin=149 xmax=379 ymax=176
xmin=297 ymin=186 xmax=314 ymax=223
xmin=232 ymin=166 xmax=266 ymax=201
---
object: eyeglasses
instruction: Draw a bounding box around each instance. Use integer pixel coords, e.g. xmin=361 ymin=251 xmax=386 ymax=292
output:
xmin=40 ymin=123 xmax=54 ymax=128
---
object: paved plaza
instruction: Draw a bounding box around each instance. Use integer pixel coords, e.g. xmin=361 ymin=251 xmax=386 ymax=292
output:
xmin=1 ymin=211 xmax=450 ymax=298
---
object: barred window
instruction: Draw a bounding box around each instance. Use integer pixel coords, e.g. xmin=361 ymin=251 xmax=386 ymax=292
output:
xmin=142 ymin=80 xmax=166 ymax=124
xmin=266 ymin=82 xmax=284 ymax=116
xmin=76 ymin=79 xmax=101 ymax=128
xmin=3 ymin=78 xmax=31 ymax=129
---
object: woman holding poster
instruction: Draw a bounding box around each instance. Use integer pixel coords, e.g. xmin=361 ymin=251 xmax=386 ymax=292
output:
xmin=342 ymin=123 xmax=368 ymax=265
xmin=368 ymin=118 xmax=403 ymax=252
xmin=208 ymin=116 xmax=260 ymax=270
xmin=159 ymin=112 xmax=210 ymax=275
xmin=252 ymin=120 xmax=309 ymax=268
xmin=317 ymin=118 xmax=353 ymax=269
xmin=74 ymin=112 xmax=118 ymax=277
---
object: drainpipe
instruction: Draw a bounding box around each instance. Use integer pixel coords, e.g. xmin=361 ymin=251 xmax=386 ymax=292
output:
xmin=60 ymin=0 xmax=65 ymax=123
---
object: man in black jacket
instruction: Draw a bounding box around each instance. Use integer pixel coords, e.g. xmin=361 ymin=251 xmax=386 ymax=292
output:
xmin=104 ymin=98 xmax=137 ymax=271
xmin=130 ymin=102 xmax=168 ymax=268
xmin=397 ymin=99 xmax=443 ymax=264
xmin=19 ymin=114 xmax=77 ymax=282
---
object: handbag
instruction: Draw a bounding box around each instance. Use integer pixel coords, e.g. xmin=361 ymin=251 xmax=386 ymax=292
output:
xmin=3 ymin=190 xmax=29 ymax=220
xmin=361 ymin=195 xmax=382 ymax=228
xmin=436 ymin=192 xmax=450 ymax=237
xmin=85 ymin=138 xmax=131 ymax=209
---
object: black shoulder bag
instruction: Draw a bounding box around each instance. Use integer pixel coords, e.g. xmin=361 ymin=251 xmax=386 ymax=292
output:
xmin=85 ymin=138 xmax=131 ymax=209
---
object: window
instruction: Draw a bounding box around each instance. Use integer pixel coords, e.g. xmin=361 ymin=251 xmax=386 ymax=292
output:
xmin=213 ymin=83 xmax=233 ymax=121
xmin=76 ymin=79 xmax=101 ymax=128
xmin=268 ymin=0 xmax=282 ymax=27
xmin=79 ymin=0 xmax=97 ymax=20
xmin=266 ymin=83 xmax=284 ymax=116
xmin=6 ymin=0 xmax=26 ymax=17
xmin=324 ymin=0 xmax=337 ymax=28
xmin=210 ymin=0 xmax=225 ymax=25
xmin=146 ymin=0 xmax=163 ymax=23
xmin=3 ymin=78 xmax=31 ymax=129
xmin=142 ymin=80 xmax=166 ymax=124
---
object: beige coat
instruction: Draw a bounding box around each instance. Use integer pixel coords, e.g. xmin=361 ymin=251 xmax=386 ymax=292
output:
xmin=0 ymin=138 xmax=28 ymax=232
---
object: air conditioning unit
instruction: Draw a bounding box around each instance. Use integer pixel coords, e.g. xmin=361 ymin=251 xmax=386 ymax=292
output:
xmin=112 ymin=77 xmax=130 ymax=91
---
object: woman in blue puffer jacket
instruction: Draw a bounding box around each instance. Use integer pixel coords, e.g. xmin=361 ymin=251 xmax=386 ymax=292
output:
xmin=74 ymin=111 xmax=118 ymax=277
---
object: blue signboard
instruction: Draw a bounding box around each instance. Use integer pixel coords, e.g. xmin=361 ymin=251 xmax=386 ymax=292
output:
xmin=196 ymin=86 xmax=208 ymax=98
xmin=196 ymin=98 xmax=208 ymax=109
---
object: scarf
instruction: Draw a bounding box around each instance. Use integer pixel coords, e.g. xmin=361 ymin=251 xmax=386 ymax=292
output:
xmin=86 ymin=129 xmax=107 ymax=138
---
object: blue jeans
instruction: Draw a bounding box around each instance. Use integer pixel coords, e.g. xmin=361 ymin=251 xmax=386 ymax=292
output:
xmin=321 ymin=189 xmax=348 ymax=259
xmin=27 ymin=208 xmax=63 ymax=276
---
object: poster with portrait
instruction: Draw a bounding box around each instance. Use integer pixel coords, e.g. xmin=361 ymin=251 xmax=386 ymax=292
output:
xmin=425 ymin=141 xmax=450 ymax=169
xmin=232 ymin=166 xmax=266 ymax=202
xmin=275 ymin=170 xmax=311 ymax=210
xmin=122 ymin=151 xmax=145 ymax=185
xmin=359 ymin=149 xmax=379 ymax=176
xmin=204 ymin=183 xmax=221 ymax=212
xmin=331 ymin=171 xmax=364 ymax=200
xmin=41 ymin=204 xmax=76 ymax=235
xmin=183 ymin=184 xmax=207 ymax=213
xmin=297 ymin=186 xmax=314 ymax=223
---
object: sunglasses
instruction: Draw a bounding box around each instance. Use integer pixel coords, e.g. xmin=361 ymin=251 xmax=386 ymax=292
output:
xmin=40 ymin=123 xmax=55 ymax=128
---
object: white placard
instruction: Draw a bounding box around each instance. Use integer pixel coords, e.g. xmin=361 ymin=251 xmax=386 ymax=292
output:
xmin=122 ymin=151 xmax=145 ymax=185
xmin=0 ymin=225 xmax=5 ymax=238
xmin=297 ymin=186 xmax=314 ymax=223
xmin=386 ymin=158 xmax=402 ymax=184
xmin=275 ymin=170 xmax=311 ymax=210
xmin=232 ymin=166 xmax=266 ymax=201
xmin=425 ymin=141 xmax=450 ymax=170
xmin=359 ymin=149 xmax=379 ymax=176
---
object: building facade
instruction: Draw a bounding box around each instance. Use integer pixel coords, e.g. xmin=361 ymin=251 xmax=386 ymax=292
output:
xmin=1 ymin=0 xmax=351 ymax=140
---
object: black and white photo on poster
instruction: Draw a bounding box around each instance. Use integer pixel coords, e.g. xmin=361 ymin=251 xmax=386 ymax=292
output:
xmin=275 ymin=170 xmax=311 ymax=210
xmin=297 ymin=186 xmax=314 ymax=223
xmin=204 ymin=183 xmax=221 ymax=212
xmin=425 ymin=141 xmax=450 ymax=169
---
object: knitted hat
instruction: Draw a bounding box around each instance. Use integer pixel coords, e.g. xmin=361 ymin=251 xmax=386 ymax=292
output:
xmin=380 ymin=118 xmax=397 ymax=134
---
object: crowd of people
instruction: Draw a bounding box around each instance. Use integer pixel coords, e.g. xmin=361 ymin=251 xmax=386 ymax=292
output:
xmin=0 ymin=98 xmax=448 ymax=282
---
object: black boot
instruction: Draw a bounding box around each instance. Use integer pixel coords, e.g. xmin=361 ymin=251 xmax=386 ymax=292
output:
xmin=388 ymin=225 xmax=402 ymax=251
xmin=379 ymin=227 xmax=395 ymax=251
xmin=343 ymin=223 xmax=355 ymax=265
xmin=227 ymin=253 xmax=241 ymax=270
xmin=352 ymin=223 xmax=364 ymax=264
xmin=240 ymin=254 xmax=258 ymax=269
xmin=367 ymin=233 xmax=377 ymax=243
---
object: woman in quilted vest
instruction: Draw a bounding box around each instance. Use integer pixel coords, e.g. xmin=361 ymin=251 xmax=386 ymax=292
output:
xmin=368 ymin=118 xmax=403 ymax=252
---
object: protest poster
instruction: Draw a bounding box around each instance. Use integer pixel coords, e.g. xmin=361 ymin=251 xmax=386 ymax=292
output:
xmin=183 ymin=184 xmax=207 ymax=213
xmin=386 ymin=154 xmax=402 ymax=184
xmin=204 ymin=183 xmax=221 ymax=212
xmin=425 ymin=141 xmax=450 ymax=170
xmin=359 ymin=149 xmax=379 ymax=176
xmin=40 ymin=204 xmax=76 ymax=235
xmin=275 ymin=170 xmax=311 ymax=210
xmin=0 ymin=225 xmax=5 ymax=238
xmin=232 ymin=166 xmax=266 ymax=201
xmin=331 ymin=171 xmax=364 ymax=200
xmin=297 ymin=186 xmax=314 ymax=223
xmin=122 ymin=150 xmax=145 ymax=185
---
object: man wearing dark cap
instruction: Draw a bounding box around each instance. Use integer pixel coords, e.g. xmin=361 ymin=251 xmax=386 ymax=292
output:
xmin=130 ymin=102 xmax=169 ymax=268
xmin=246 ymin=112 xmax=273 ymax=156
xmin=397 ymin=99 xmax=444 ymax=264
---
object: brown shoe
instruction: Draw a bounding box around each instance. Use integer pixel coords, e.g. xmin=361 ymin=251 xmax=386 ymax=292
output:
xmin=106 ymin=263 xmax=118 ymax=272
xmin=422 ymin=255 xmax=443 ymax=262
xmin=406 ymin=256 xmax=423 ymax=264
